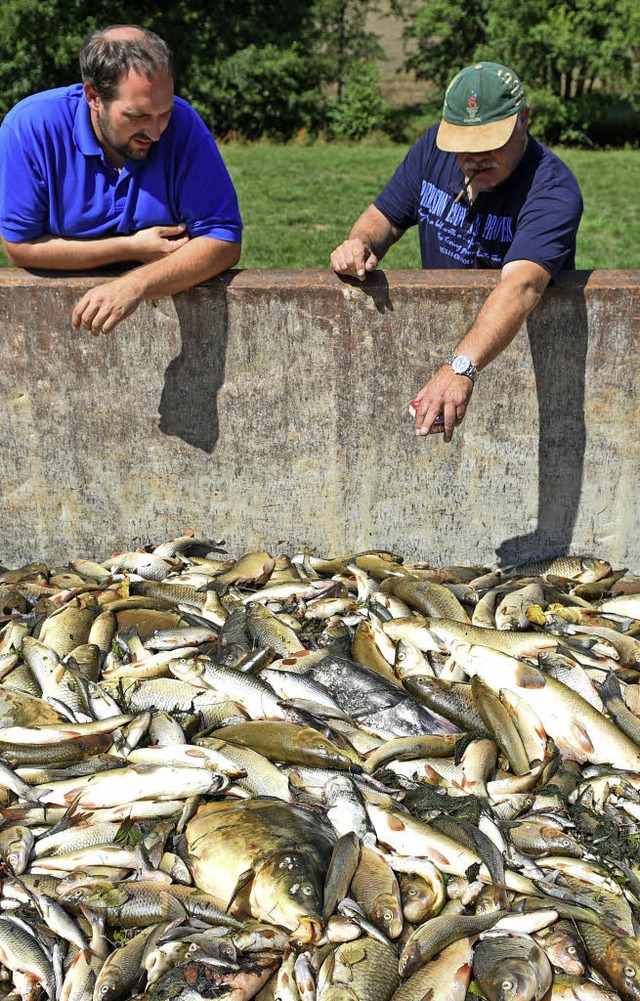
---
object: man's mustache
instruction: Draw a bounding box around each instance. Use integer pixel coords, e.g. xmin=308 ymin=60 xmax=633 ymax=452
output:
xmin=462 ymin=159 xmax=500 ymax=173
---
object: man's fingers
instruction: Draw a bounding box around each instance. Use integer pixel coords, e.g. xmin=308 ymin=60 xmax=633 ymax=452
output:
xmin=443 ymin=403 xmax=458 ymax=442
xmin=415 ymin=404 xmax=443 ymax=436
xmin=161 ymin=235 xmax=189 ymax=253
xmin=72 ymin=296 xmax=100 ymax=333
xmin=157 ymin=224 xmax=187 ymax=237
xmin=72 ymin=281 xmax=140 ymax=336
xmin=330 ymin=240 xmax=375 ymax=281
xmin=71 ymin=293 xmax=93 ymax=330
xmin=353 ymin=246 xmax=368 ymax=278
xmin=90 ymin=307 xmax=112 ymax=336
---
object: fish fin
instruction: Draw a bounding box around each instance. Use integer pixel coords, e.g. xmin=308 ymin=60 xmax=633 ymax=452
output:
xmin=599 ymin=670 xmax=622 ymax=703
xmin=555 ymin=721 xmax=595 ymax=761
xmin=227 ymin=868 xmax=255 ymax=909
xmin=514 ymin=664 xmax=547 ymax=689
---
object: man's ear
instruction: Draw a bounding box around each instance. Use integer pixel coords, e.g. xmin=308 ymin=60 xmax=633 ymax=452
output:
xmin=83 ymin=82 xmax=101 ymax=111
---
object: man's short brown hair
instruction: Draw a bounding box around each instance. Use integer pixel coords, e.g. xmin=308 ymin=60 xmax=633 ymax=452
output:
xmin=79 ymin=25 xmax=173 ymax=102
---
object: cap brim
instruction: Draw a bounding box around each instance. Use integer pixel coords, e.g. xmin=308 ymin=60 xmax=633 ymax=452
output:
xmin=436 ymin=113 xmax=518 ymax=153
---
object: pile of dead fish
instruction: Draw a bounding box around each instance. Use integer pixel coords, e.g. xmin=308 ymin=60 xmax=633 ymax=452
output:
xmin=0 ymin=536 xmax=640 ymax=1001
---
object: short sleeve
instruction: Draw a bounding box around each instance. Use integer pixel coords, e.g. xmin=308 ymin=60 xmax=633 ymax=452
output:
xmin=0 ymin=121 xmax=49 ymax=241
xmin=172 ymin=115 xmax=242 ymax=243
xmin=374 ymin=135 xmax=431 ymax=232
xmin=505 ymin=169 xmax=583 ymax=279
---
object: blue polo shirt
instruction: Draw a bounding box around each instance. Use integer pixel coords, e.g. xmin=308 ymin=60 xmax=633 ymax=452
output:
xmin=0 ymin=84 xmax=242 ymax=244
xmin=375 ymin=125 xmax=582 ymax=278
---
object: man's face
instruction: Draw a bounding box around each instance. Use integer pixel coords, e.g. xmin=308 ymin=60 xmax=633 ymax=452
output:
xmin=85 ymin=70 xmax=174 ymax=167
xmin=457 ymin=108 xmax=530 ymax=194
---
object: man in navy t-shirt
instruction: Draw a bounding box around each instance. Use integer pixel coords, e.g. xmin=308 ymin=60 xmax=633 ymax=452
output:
xmin=0 ymin=25 xmax=242 ymax=336
xmin=330 ymin=62 xmax=582 ymax=442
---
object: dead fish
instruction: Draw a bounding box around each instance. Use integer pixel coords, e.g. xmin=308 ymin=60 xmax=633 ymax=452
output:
xmin=186 ymin=798 xmax=335 ymax=942
xmin=472 ymin=932 xmax=553 ymax=1001
xmin=300 ymin=653 xmax=461 ymax=737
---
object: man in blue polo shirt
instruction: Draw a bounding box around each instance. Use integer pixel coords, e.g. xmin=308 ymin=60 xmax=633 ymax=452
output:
xmin=330 ymin=62 xmax=582 ymax=442
xmin=0 ymin=25 xmax=242 ymax=335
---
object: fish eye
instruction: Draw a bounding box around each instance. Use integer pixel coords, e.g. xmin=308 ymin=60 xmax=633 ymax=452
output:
xmin=406 ymin=888 xmax=416 ymax=897
xmin=383 ymin=910 xmax=393 ymax=921
xmin=302 ymin=884 xmax=313 ymax=896
xmin=567 ymin=946 xmax=577 ymax=955
xmin=625 ymin=967 xmax=637 ymax=979
xmin=502 ymin=980 xmax=516 ymax=991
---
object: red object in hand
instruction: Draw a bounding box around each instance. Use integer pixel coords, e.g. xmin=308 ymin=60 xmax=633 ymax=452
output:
xmin=408 ymin=400 xmax=444 ymax=432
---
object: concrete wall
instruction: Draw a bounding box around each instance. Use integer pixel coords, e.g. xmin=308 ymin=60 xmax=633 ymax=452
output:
xmin=1 ymin=268 xmax=638 ymax=570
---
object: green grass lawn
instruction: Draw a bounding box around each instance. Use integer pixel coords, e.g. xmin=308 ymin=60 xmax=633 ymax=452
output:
xmin=0 ymin=143 xmax=637 ymax=270
xmin=223 ymin=143 xmax=640 ymax=271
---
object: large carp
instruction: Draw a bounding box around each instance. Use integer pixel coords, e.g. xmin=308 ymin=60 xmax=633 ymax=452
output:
xmin=186 ymin=798 xmax=335 ymax=943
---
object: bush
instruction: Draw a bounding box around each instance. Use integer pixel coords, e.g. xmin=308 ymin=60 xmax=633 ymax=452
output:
xmin=181 ymin=43 xmax=325 ymax=142
xmin=326 ymin=59 xmax=385 ymax=140
xmin=529 ymin=87 xmax=640 ymax=147
xmin=572 ymin=94 xmax=640 ymax=148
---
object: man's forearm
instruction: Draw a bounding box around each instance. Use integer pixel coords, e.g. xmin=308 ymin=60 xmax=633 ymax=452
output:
xmin=2 ymin=234 xmax=140 ymax=270
xmin=411 ymin=260 xmax=551 ymax=441
xmin=347 ymin=204 xmax=403 ymax=261
xmin=120 ymin=236 xmax=241 ymax=300
xmin=453 ymin=260 xmax=551 ymax=370
xmin=71 ymin=235 xmax=242 ymax=335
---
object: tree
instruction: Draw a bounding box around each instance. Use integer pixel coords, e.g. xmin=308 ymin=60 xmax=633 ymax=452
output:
xmin=311 ymin=0 xmax=385 ymax=98
xmin=0 ymin=0 xmax=386 ymax=139
xmin=401 ymin=0 xmax=486 ymax=91
xmin=401 ymin=0 xmax=640 ymax=143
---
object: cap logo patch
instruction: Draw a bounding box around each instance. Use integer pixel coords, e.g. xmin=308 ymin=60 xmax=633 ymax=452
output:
xmin=464 ymin=90 xmax=480 ymax=123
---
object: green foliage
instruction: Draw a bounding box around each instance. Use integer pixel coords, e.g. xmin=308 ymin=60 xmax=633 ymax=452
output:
xmin=529 ymin=88 xmax=640 ymax=146
xmin=0 ymin=0 xmax=638 ymax=145
xmin=327 ymin=59 xmax=385 ymax=139
xmin=194 ymin=44 xmax=324 ymax=141
xmin=402 ymin=0 xmax=640 ymax=146
xmin=0 ymin=0 xmax=381 ymax=139
xmin=402 ymin=0 xmax=486 ymax=90
xmin=310 ymin=0 xmax=385 ymax=96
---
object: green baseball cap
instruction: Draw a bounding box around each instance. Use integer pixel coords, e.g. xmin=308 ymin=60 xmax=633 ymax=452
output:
xmin=437 ymin=61 xmax=527 ymax=153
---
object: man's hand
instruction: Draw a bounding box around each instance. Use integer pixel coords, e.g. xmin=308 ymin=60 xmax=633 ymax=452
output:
xmin=127 ymin=225 xmax=190 ymax=263
xmin=412 ymin=366 xmax=474 ymax=443
xmin=72 ymin=274 xmax=143 ymax=336
xmin=330 ymin=237 xmax=379 ymax=281
xmin=330 ymin=205 xmax=403 ymax=281
xmin=70 ymin=236 xmax=241 ymax=336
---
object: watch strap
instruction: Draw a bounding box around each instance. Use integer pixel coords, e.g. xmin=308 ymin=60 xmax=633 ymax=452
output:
xmin=447 ymin=353 xmax=478 ymax=382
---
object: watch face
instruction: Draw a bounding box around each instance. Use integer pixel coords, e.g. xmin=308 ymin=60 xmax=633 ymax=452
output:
xmin=452 ymin=355 xmax=469 ymax=374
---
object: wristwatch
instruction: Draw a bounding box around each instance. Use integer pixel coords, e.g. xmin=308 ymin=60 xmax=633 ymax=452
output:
xmin=447 ymin=353 xmax=478 ymax=382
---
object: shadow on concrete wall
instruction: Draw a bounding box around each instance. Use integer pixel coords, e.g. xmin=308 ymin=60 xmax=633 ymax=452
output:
xmin=338 ymin=271 xmax=394 ymax=314
xmin=495 ymin=277 xmax=589 ymax=565
xmin=157 ymin=282 xmax=230 ymax=453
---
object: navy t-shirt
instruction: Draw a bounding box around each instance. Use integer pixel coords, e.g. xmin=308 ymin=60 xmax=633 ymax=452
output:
xmin=375 ymin=125 xmax=582 ymax=278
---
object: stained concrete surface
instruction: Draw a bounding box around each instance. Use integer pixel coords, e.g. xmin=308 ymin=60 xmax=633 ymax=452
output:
xmin=0 ymin=269 xmax=638 ymax=568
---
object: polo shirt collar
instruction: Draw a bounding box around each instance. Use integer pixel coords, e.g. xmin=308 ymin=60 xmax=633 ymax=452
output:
xmin=73 ymin=91 xmax=103 ymax=157
xmin=72 ymin=88 xmax=150 ymax=172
